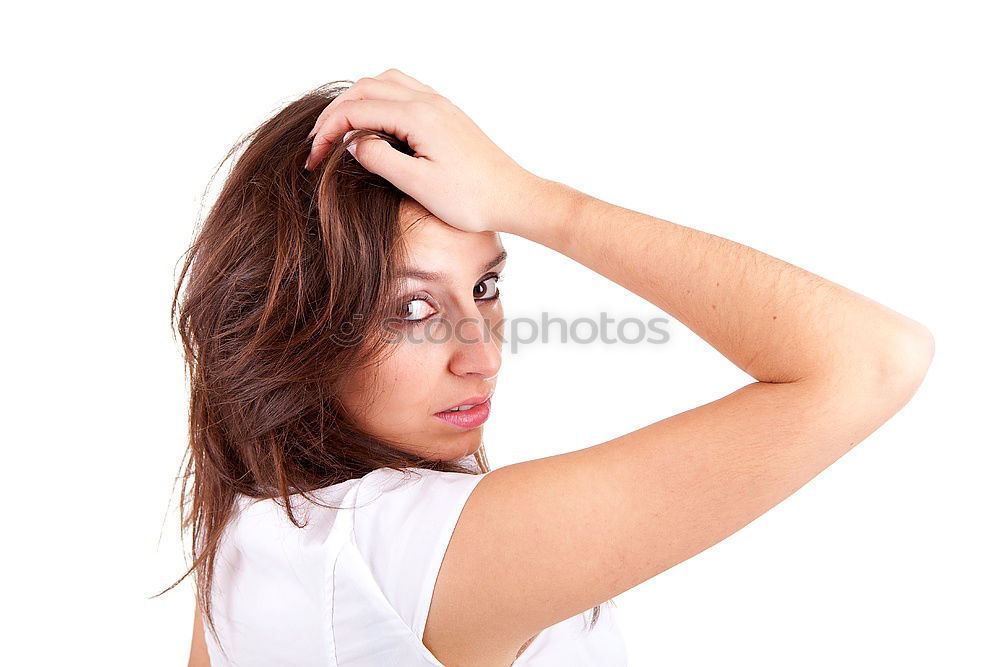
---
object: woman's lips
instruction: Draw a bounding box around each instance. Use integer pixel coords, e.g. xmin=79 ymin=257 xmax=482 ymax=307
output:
xmin=434 ymin=398 xmax=491 ymax=429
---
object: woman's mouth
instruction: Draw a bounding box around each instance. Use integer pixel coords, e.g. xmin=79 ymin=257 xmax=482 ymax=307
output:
xmin=434 ymin=397 xmax=491 ymax=429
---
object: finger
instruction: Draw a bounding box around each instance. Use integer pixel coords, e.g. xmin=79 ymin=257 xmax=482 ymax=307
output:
xmin=373 ymin=68 xmax=439 ymax=95
xmin=305 ymin=80 xmax=354 ymax=140
xmin=348 ymin=134 xmax=424 ymax=193
xmin=306 ymin=77 xmax=423 ymax=140
xmin=306 ymin=98 xmax=422 ymax=171
xmin=306 ymin=70 xmax=437 ymax=141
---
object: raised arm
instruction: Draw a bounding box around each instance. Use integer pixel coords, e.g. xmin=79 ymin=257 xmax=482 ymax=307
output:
xmin=501 ymin=179 xmax=933 ymax=388
xmin=303 ymin=70 xmax=934 ymax=667
xmin=421 ymin=183 xmax=934 ymax=664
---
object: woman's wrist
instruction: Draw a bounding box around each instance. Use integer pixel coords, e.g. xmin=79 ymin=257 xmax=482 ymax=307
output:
xmin=494 ymin=175 xmax=586 ymax=250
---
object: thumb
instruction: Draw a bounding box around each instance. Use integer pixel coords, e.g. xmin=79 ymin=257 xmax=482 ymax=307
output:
xmin=346 ymin=131 xmax=419 ymax=189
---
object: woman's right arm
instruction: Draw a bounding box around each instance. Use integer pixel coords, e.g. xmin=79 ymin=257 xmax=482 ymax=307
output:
xmin=500 ymin=178 xmax=934 ymax=390
xmin=304 ymin=71 xmax=935 ymax=666
xmin=426 ymin=180 xmax=933 ymax=666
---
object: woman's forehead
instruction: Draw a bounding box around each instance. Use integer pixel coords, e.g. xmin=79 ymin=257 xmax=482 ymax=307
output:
xmin=400 ymin=212 xmax=504 ymax=275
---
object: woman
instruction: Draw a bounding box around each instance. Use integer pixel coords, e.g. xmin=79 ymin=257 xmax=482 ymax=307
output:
xmin=172 ymin=69 xmax=934 ymax=666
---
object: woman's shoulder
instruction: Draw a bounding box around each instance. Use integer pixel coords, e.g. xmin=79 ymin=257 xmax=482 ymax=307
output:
xmin=354 ymin=464 xmax=486 ymax=500
xmin=231 ymin=463 xmax=485 ymax=528
xmin=343 ymin=465 xmax=491 ymax=646
xmin=228 ymin=472 xmax=368 ymax=544
xmin=350 ymin=466 xmax=488 ymax=529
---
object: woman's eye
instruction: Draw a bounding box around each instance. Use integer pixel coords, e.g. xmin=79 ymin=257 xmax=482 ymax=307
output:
xmin=401 ymin=297 xmax=437 ymax=322
xmin=474 ymin=274 xmax=503 ymax=300
xmin=400 ymin=274 xmax=502 ymax=324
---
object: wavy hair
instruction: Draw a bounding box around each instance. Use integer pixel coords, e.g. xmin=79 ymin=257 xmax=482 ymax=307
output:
xmin=152 ymin=80 xmax=600 ymax=659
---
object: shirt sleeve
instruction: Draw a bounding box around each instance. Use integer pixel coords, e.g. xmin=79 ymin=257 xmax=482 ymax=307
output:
xmin=350 ymin=466 xmax=490 ymax=642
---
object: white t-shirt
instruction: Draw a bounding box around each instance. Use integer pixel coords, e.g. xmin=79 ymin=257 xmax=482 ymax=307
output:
xmin=202 ymin=465 xmax=629 ymax=665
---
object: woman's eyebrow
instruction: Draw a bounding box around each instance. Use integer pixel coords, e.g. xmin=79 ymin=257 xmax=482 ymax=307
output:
xmin=401 ymin=249 xmax=507 ymax=281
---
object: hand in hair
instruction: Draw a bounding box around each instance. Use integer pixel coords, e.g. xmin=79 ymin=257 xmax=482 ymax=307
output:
xmin=304 ymin=68 xmax=551 ymax=235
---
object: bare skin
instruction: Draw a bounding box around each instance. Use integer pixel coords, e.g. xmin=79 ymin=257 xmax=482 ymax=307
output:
xmin=188 ymin=602 xmax=209 ymax=667
xmin=192 ymin=69 xmax=933 ymax=666
xmin=187 ymin=201 xmax=509 ymax=666
xmin=336 ymin=198 xmax=507 ymax=462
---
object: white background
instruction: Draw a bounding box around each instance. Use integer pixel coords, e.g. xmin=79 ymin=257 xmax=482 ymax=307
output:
xmin=3 ymin=1 xmax=996 ymax=665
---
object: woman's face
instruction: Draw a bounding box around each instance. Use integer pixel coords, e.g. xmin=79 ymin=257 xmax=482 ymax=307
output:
xmin=338 ymin=200 xmax=506 ymax=462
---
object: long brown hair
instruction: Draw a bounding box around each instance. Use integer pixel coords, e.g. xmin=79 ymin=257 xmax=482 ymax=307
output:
xmin=153 ymin=80 xmax=601 ymax=656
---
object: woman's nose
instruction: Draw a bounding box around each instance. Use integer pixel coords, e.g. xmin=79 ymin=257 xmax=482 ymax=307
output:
xmin=448 ymin=309 xmax=502 ymax=378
